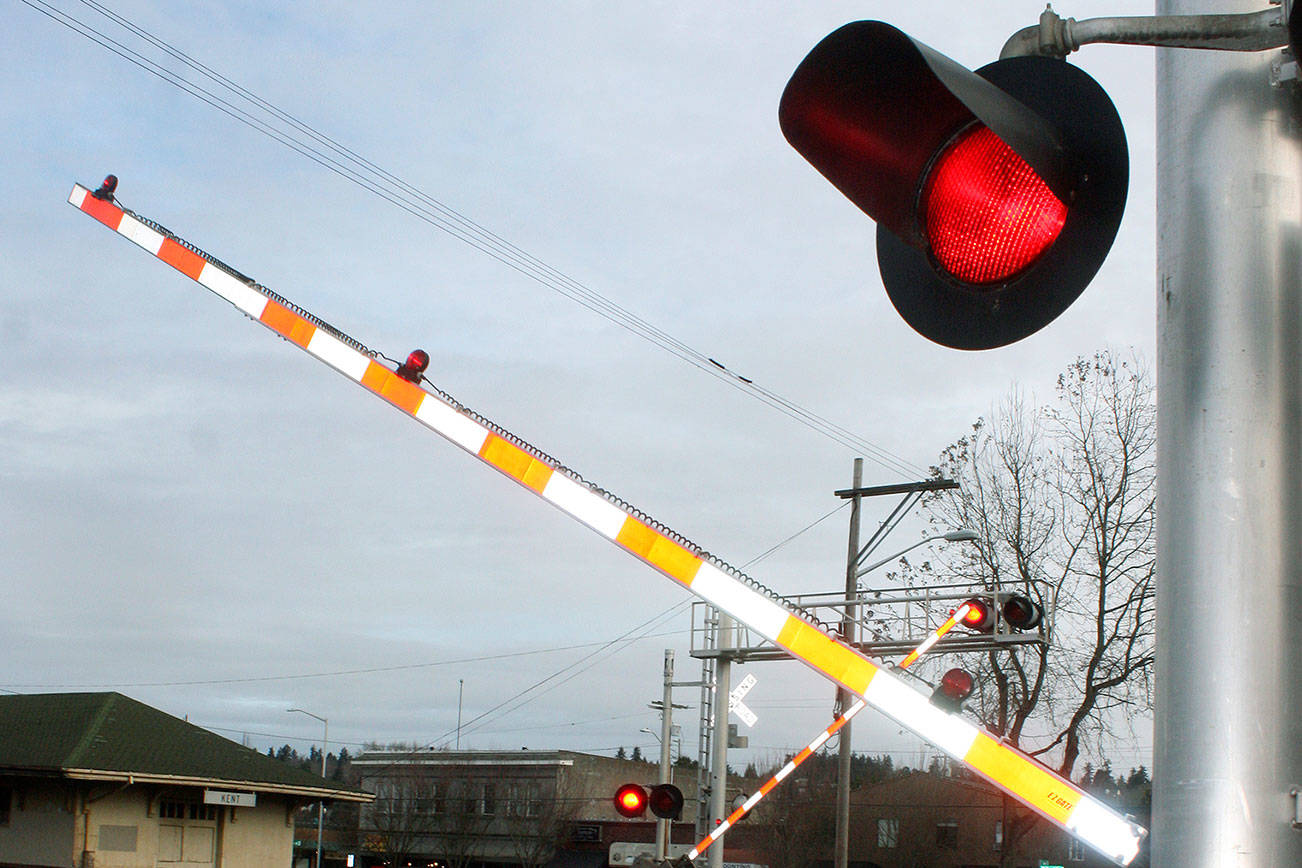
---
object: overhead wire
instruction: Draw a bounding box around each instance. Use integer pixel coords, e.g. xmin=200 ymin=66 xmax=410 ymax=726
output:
xmin=24 ymin=0 xmax=929 ymax=479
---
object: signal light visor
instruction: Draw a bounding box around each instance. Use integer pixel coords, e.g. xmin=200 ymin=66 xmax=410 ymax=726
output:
xmin=922 ymin=124 xmax=1067 ymax=285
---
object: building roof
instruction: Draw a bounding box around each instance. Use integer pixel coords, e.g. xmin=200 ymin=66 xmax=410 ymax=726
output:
xmin=0 ymin=692 xmax=370 ymax=802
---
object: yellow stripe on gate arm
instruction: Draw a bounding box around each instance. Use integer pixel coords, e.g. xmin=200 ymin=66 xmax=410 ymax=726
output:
xmin=67 ymin=184 xmax=1146 ymax=866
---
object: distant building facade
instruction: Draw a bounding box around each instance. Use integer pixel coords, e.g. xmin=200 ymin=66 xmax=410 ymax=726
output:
xmin=351 ymin=749 xmax=703 ymax=868
xmin=849 ymin=770 xmax=1146 ymax=868
xmin=0 ymin=692 xmax=370 ymax=868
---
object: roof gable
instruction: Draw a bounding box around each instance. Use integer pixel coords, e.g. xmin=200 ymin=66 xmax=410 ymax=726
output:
xmin=0 ymin=692 xmax=366 ymax=800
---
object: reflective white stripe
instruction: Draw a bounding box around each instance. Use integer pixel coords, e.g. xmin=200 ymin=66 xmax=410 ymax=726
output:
xmin=774 ymin=763 xmax=794 ymax=782
xmin=414 ymin=398 xmax=489 ymax=453
xmin=741 ymin=792 xmax=762 ymax=811
xmin=117 ymin=214 xmax=165 ymax=255
xmin=69 ymin=185 xmax=88 ymax=208
xmin=690 ymin=563 xmax=787 ymax=641
xmin=1066 ymin=794 xmax=1144 ymax=865
xmin=197 ymin=263 xmax=268 ymax=318
xmin=808 ymin=729 xmax=834 ymax=751
xmin=306 ymin=330 xmax=370 ymax=381
xmin=541 ymin=474 xmax=627 ymax=539
xmin=863 ymin=673 xmax=980 ymax=758
xmin=714 ymin=819 xmax=731 ymax=835
xmin=912 ymin=632 xmax=941 ymax=657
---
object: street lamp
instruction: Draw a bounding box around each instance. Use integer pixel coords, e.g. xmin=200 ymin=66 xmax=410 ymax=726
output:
xmin=287 ymin=708 xmax=328 ymax=868
xmin=640 ymin=727 xmax=681 ymax=765
xmin=837 ymin=527 xmax=980 ymax=868
xmin=854 ymin=529 xmax=980 ymax=580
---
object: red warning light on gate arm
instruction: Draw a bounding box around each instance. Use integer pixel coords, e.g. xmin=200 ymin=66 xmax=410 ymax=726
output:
xmin=923 ymin=125 xmax=1067 ymax=285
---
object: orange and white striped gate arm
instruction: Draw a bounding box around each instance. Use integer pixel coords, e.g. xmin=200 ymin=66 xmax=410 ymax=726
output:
xmin=67 ymin=183 xmax=1146 ymax=866
xmin=685 ymin=602 xmax=974 ymax=860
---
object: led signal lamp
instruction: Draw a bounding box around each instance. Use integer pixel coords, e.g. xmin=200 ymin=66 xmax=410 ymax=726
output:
xmin=779 ymin=21 xmax=1128 ymax=349
xmin=1002 ymin=593 xmax=1044 ymax=631
xmin=613 ymin=783 xmax=683 ymax=820
xmin=960 ymin=597 xmax=997 ymax=633
xmin=648 ymin=783 xmax=685 ymax=820
xmin=614 ymin=783 xmax=647 ymax=818
xmin=930 ymin=667 xmax=976 ymax=712
xmin=959 ymin=594 xmax=1043 ymax=633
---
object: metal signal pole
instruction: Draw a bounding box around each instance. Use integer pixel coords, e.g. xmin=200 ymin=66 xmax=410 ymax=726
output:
xmin=1154 ymin=1 xmax=1302 ymax=865
xmin=834 ymin=458 xmax=862 ymax=868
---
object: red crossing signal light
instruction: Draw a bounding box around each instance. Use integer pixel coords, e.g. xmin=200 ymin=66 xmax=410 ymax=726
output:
xmin=1001 ymin=593 xmax=1043 ymax=631
xmin=613 ymin=783 xmax=683 ymax=820
xmin=959 ymin=597 xmax=996 ymax=633
xmin=647 ymin=784 xmax=684 ymax=820
xmin=931 ymin=668 xmax=975 ymax=712
xmin=613 ymin=783 xmax=647 ymax=818
xmin=779 ymin=21 xmax=1127 ymax=349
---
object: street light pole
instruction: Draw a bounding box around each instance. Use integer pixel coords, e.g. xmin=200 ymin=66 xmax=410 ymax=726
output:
xmin=833 ymin=459 xmax=862 ymax=868
xmin=834 ymin=464 xmax=980 ymax=868
xmin=288 ymin=708 xmax=328 ymax=868
xmin=854 ymin=528 xmax=980 ymax=579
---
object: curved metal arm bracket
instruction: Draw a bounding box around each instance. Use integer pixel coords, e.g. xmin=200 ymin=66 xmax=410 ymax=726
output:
xmin=1001 ymin=3 xmax=1287 ymax=59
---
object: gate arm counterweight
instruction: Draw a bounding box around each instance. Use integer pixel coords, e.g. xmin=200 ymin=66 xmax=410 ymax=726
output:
xmin=67 ymin=182 xmax=1146 ymax=866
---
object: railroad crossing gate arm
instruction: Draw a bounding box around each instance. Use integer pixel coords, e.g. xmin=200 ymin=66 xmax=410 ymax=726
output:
xmin=66 ymin=183 xmax=1146 ymax=866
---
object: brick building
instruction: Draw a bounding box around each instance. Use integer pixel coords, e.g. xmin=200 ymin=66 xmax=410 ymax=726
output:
xmin=351 ymin=749 xmax=705 ymax=868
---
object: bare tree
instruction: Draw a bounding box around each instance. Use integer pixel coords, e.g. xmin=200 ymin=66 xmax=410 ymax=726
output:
xmin=919 ymin=350 xmax=1156 ymax=776
xmin=426 ymin=779 xmax=494 ymax=868
xmin=505 ymin=775 xmax=581 ymax=868
xmin=361 ymin=768 xmax=441 ymax=867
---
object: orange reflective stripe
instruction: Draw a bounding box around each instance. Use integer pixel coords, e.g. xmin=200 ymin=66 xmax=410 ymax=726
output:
xmin=965 ymin=732 xmax=1076 ymax=824
xmin=360 ymin=360 xmax=393 ymax=393
xmin=364 ymin=366 xmax=426 ymax=416
xmin=479 ymin=434 xmax=554 ymax=493
xmin=157 ymin=237 xmax=207 ymax=281
xmin=80 ymin=193 xmax=124 ymax=229
xmin=615 ymin=519 xmax=702 ymax=586
xmin=259 ymin=301 xmax=316 ymax=348
xmin=776 ymin=618 xmax=877 ymax=694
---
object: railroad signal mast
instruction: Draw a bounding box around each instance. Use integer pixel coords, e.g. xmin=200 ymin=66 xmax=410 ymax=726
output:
xmin=68 ymin=182 xmax=1146 ymax=865
xmin=779 ymin=7 xmax=1302 ymax=867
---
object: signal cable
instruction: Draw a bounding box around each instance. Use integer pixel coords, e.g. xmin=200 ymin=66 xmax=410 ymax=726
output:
xmin=24 ymin=0 xmax=929 ymax=479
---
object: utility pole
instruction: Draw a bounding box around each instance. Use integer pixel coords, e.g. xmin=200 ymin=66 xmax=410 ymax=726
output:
xmin=707 ymin=614 xmax=733 ymax=868
xmin=1154 ymin=2 xmax=1302 ymax=865
xmin=656 ymin=649 xmax=674 ymax=861
xmin=834 ymin=458 xmax=862 ymax=868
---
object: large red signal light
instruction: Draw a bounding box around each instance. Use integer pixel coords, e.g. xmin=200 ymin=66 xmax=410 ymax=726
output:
xmin=779 ymin=21 xmax=1128 ymax=349
xmin=960 ymin=597 xmax=996 ymax=633
xmin=614 ymin=783 xmax=647 ymax=818
xmin=923 ymin=125 xmax=1067 ymax=285
xmin=931 ymin=667 xmax=976 ymax=712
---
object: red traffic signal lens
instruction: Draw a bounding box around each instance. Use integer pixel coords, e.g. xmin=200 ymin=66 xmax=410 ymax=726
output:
xmin=1002 ymin=594 xmax=1043 ymax=631
xmin=922 ymin=124 xmax=1067 ymax=285
xmin=959 ymin=598 xmax=994 ymax=632
xmin=931 ymin=667 xmax=975 ymax=712
xmin=613 ymin=783 xmax=647 ymax=818
xmin=648 ymin=783 xmax=684 ymax=819
xmin=939 ymin=668 xmax=975 ymax=702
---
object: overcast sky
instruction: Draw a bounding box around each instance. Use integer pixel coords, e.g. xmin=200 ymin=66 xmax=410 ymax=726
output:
xmin=2 ymin=1 xmax=1155 ymax=774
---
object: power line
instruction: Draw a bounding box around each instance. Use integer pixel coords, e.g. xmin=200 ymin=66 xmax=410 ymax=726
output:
xmin=23 ymin=0 xmax=929 ymax=479
xmin=0 ymin=631 xmax=683 ymax=692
